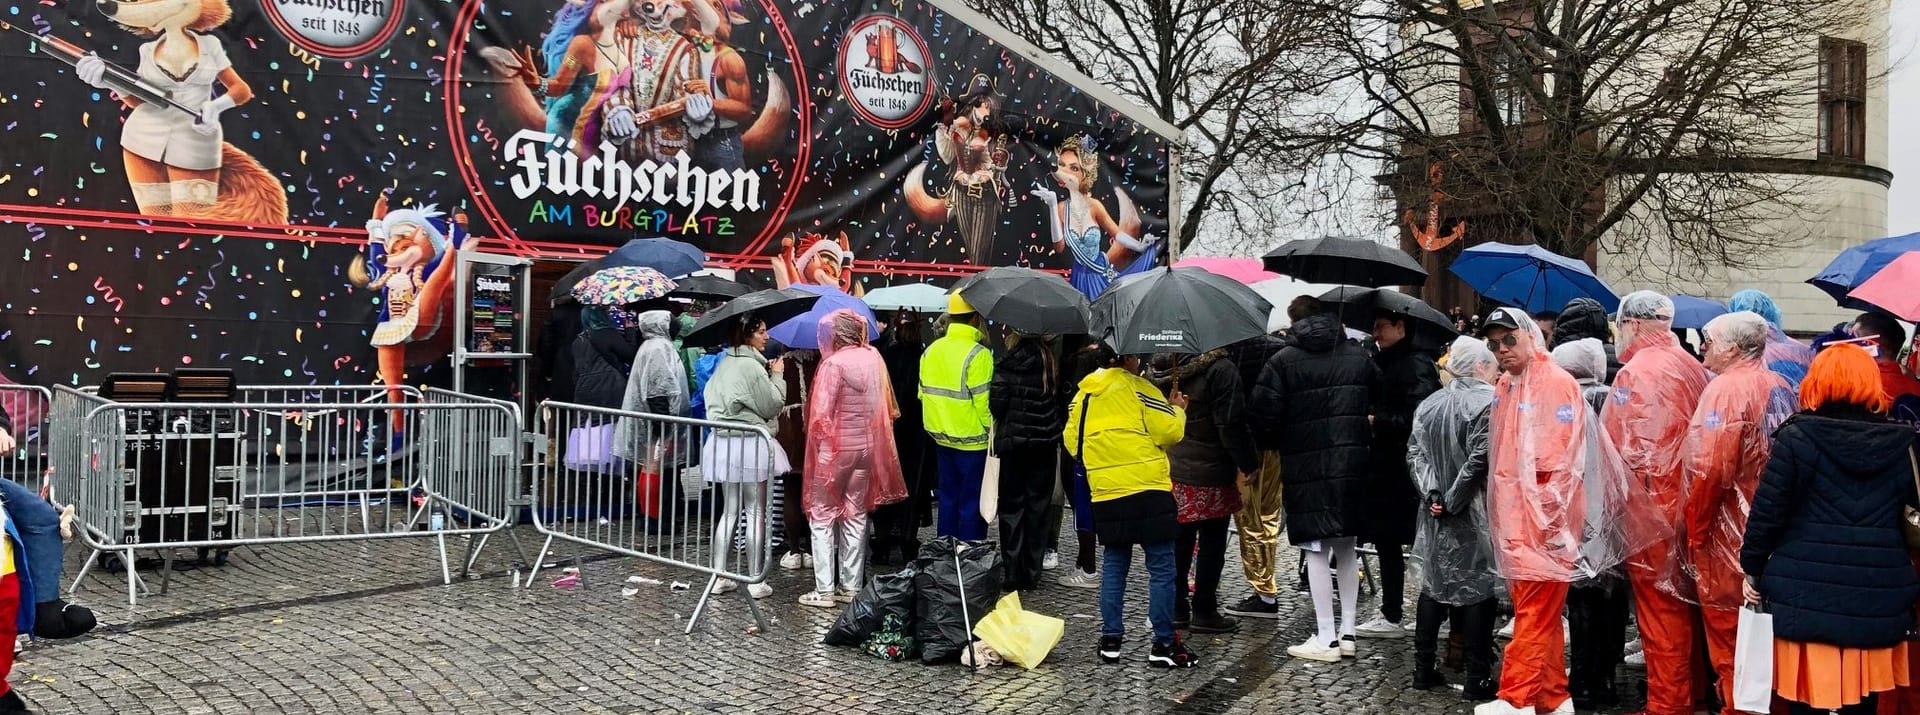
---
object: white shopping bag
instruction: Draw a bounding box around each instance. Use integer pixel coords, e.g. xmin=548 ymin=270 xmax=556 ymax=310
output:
xmin=1733 ymin=605 xmax=1774 ymax=713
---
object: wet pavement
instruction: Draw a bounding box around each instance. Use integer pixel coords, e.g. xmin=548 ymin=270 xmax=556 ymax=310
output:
xmin=12 ymin=524 xmax=1652 ymax=714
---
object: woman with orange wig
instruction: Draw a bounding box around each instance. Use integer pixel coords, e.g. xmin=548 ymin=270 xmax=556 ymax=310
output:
xmin=1741 ymin=344 xmax=1920 ymax=715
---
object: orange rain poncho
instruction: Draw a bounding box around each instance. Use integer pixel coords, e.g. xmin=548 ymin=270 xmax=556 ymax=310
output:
xmin=1602 ymin=326 xmax=1711 ymax=593
xmin=1599 ymin=298 xmax=1710 ymax=715
xmin=1487 ymin=315 xmax=1650 ymax=584
xmin=803 ymin=310 xmax=909 ymax=523
xmin=1679 ymin=358 xmax=1795 ymax=610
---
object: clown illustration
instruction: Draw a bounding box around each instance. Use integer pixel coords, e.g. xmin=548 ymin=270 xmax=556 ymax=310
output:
xmin=772 ymin=231 xmax=860 ymax=296
xmin=903 ymin=74 xmax=1014 ymax=264
xmin=348 ymin=194 xmax=474 ymax=433
xmin=1030 ymin=134 xmax=1160 ymax=299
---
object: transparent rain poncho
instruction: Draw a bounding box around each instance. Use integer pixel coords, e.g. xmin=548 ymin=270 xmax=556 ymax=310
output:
xmin=1486 ymin=312 xmax=1657 ymax=583
xmin=615 ymin=310 xmax=690 ymax=464
xmin=1729 ymin=290 xmax=1814 ymax=390
xmin=803 ymin=309 xmax=909 ymax=524
xmin=1550 ymin=338 xmax=1611 ymax=415
xmin=1601 ymin=296 xmax=1710 ymax=598
xmin=1406 ymin=337 xmax=1504 ymax=606
xmin=1677 ymin=355 xmax=1796 ymax=609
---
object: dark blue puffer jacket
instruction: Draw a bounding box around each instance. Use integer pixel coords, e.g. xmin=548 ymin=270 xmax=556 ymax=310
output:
xmin=1742 ymin=408 xmax=1920 ymax=648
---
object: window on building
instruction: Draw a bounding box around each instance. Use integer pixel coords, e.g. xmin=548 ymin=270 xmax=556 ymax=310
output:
xmin=1818 ymin=37 xmax=1867 ymax=161
xmin=1460 ymin=44 xmax=1534 ymax=132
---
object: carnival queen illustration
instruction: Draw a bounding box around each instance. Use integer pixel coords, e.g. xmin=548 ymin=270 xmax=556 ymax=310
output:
xmin=348 ymin=194 xmax=472 ymax=441
xmin=1030 ymin=135 xmax=1160 ymax=299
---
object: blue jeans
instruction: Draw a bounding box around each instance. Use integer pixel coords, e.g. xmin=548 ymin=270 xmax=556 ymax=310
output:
xmin=1101 ymin=540 xmax=1177 ymax=646
xmin=0 ymin=479 xmax=62 ymax=603
xmin=935 ymin=446 xmax=988 ymax=540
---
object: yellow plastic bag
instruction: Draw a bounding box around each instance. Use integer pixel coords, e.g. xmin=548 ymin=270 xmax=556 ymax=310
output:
xmin=972 ymin=593 xmax=1065 ymax=669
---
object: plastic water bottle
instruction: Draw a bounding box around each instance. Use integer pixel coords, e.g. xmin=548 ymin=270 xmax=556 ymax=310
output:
xmin=429 ymin=503 xmax=446 ymax=532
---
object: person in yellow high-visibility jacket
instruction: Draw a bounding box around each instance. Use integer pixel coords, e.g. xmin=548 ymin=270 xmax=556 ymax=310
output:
xmin=919 ymin=293 xmax=995 ymax=540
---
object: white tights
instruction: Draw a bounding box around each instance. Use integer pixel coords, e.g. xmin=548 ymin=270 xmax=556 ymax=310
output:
xmin=1303 ymin=537 xmax=1359 ymax=645
xmin=712 ymin=482 xmax=767 ymax=578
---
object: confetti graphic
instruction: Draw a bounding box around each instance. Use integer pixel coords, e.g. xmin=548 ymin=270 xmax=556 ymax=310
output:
xmin=0 ymin=0 xmax=1170 ymax=388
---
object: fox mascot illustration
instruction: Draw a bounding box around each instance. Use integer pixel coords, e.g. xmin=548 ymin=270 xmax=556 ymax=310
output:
xmin=771 ymin=230 xmax=861 ymax=296
xmin=72 ymin=0 xmax=287 ymax=224
xmin=347 ymin=194 xmax=474 ymax=441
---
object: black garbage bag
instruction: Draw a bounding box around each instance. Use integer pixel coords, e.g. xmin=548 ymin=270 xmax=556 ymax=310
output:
xmin=914 ymin=537 xmax=1003 ymax=664
xmin=824 ymin=563 xmax=920 ymax=647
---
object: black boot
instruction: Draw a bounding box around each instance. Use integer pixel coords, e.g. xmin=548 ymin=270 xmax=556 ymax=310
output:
xmin=1412 ymin=664 xmax=1448 ymax=691
xmin=0 ymin=688 xmax=32 ymax=714
xmin=33 ymin=600 xmax=96 ymax=640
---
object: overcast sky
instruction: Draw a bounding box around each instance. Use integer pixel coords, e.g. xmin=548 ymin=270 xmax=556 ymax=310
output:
xmin=1888 ymin=3 xmax=1919 ymax=235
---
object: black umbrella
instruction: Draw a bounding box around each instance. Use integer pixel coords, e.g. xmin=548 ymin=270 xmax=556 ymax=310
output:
xmin=670 ymin=274 xmax=750 ymax=302
xmin=681 ymin=288 xmax=821 ymax=348
xmin=1317 ymin=287 xmax=1459 ymax=349
xmin=1090 ymin=268 xmax=1272 ymax=355
xmin=1263 ymin=236 xmax=1428 ymax=288
xmin=953 ymin=267 xmax=1091 ymax=335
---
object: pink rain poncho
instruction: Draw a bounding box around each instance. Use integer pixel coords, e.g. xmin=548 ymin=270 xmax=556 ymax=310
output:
xmin=1601 ymin=311 xmax=1710 ymax=594
xmin=1486 ymin=312 xmax=1655 ymax=583
xmin=1679 ymin=358 xmax=1795 ymax=609
xmin=803 ymin=310 xmax=909 ymax=524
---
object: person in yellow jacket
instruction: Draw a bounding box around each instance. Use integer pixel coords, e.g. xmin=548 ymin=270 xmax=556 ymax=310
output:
xmin=919 ymin=293 xmax=995 ymax=540
xmin=1065 ymin=343 xmax=1198 ymax=668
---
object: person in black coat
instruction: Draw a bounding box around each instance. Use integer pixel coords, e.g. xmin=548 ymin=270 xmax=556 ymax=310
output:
xmin=1742 ymin=345 xmax=1920 ymax=715
xmin=1147 ymin=350 xmax=1260 ymax=633
xmin=1548 ymin=298 xmax=1621 ymax=383
xmin=1353 ymin=312 xmax=1441 ymax=639
xmin=872 ymin=311 xmax=931 ymax=564
xmin=1251 ymin=308 xmax=1381 ymax=660
xmin=989 ymin=330 xmax=1065 ymax=592
xmin=1052 ymin=336 xmax=1108 ymax=584
xmin=570 ymin=306 xmax=637 ymax=410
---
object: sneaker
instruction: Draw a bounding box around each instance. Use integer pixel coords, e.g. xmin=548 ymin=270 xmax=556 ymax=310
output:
xmin=1624 ymin=637 xmax=1643 ymax=655
xmin=1098 ymin=635 xmax=1124 ymax=664
xmin=833 ymin=588 xmax=858 ymax=604
xmin=1495 ymin=619 xmax=1514 ymax=640
xmin=778 ymin=552 xmax=806 ymax=571
xmin=710 ymin=578 xmax=738 ymax=595
xmin=797 ymin=591 xmax=836 ymax=608
xmin=1622 ymin=650 xmax=1647 ymax=668
xmin=1472 ymin=701 xmax=1536 ymax=715
xmin=1286 ymin=638 xmax=1342 ymax=663
xmin=1339 ymin=635 xmax=1356 ymax=657
xmin=803 ymin=554 xmax=815 ymax=568
xmin=1354 ymin=616 xmax=1406 ymax=639
xmin=1223 ymin=594 xmax=1280 ymax=619
xmin=1189 ymin=611 xmax=1240 ymax=634
xmin=747 ymin=582 xmax=774 ymax=599
xmin=1149 ymin=637 xmax=1200 ymax=668
xmin=1056 ymin=568 xmax=1100 ymax=589
xmin=1541 ymin=698 xmax=1574 ymax=714
xmin=1041 ymin=549 xmax=1060 ymax=571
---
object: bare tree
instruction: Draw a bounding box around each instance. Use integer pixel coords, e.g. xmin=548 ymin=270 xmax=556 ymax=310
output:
xmin=1281 ymin=0 xmax=1879 ymax=274
xmin=964 ymin=0 xmax=1324 ymax=254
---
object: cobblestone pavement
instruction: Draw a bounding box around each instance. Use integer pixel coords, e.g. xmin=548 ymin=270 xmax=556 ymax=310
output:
xmin=12 ymin=525 xmax=1652 ymax=714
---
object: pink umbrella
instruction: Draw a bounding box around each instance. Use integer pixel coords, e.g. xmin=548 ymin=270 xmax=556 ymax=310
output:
xmin=1171 ymin=257 xmax=1280 ymax=285
xmin=1847 ymin=251 xmax=1920 ymax=321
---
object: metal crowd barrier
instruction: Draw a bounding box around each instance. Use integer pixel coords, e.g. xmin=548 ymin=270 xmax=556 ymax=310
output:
xmin=530 ymin=400 xmax=775 ymax=633
xmin=0 ymin=384 xmax=53 ymax=492
xmin=48 ymin=385 xmax=522 ymax=605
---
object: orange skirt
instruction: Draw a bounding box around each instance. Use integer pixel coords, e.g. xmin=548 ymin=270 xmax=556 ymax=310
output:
xmin=1775 ymin=638 xmax=1912 ymax=710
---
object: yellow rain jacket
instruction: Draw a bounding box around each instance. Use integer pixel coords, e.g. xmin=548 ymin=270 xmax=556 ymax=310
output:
xmin=919 ymin=322 xmax=994 ymax=450
xmin=1063 ymin=367 xmax=1185 ymax=502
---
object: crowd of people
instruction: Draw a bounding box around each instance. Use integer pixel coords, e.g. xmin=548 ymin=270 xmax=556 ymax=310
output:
xmin=558 ymin=283 xmax=1920 ymax=715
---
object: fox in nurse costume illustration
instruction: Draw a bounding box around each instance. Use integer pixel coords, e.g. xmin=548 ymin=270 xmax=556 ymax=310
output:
xmin=71 ymin=0 xmax=287 ymax=224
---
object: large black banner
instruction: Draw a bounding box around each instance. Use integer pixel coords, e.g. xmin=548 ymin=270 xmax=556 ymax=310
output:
xmin=0 ymin=0 xmax=1172 ymax=388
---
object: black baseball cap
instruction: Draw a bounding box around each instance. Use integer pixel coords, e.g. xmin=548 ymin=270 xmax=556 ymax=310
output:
xmin=1478 ymin=307 xmax=1525 ymax=337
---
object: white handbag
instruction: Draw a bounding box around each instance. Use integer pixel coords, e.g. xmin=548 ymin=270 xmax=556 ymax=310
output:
xmin=979 ymin=424 xmax=1001 ymax=524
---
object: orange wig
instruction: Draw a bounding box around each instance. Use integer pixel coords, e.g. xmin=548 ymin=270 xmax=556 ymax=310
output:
xmin=1800 ymin=343 xmax=1892 ymax=414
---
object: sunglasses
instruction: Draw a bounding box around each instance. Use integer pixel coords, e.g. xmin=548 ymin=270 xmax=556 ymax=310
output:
xmin=1485 ymin=334 xmax=1520 ymax=351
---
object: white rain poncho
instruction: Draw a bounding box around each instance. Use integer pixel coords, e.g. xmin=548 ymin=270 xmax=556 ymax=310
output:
xmin=615 ymin=310 xmax=689 ymax=464
xmin=1406 ymin=336 xmax=1504 ymax=605
xmin=1486 ymin=311 xmax=1658 ymax=583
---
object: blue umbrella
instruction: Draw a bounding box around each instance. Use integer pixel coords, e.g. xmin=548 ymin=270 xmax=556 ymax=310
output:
xmin=1670 ymin=295 xmax=1728 ymax=330
xmin=767 ymin=284 xmax=878 ymax=349
xmin=1807 ymin=232 xmax=1920 ymax=310
xmin=550 ymin=237 xmax=707 ymax=304
xmin=1449 ymin=243 xmax=1619 ymax=313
